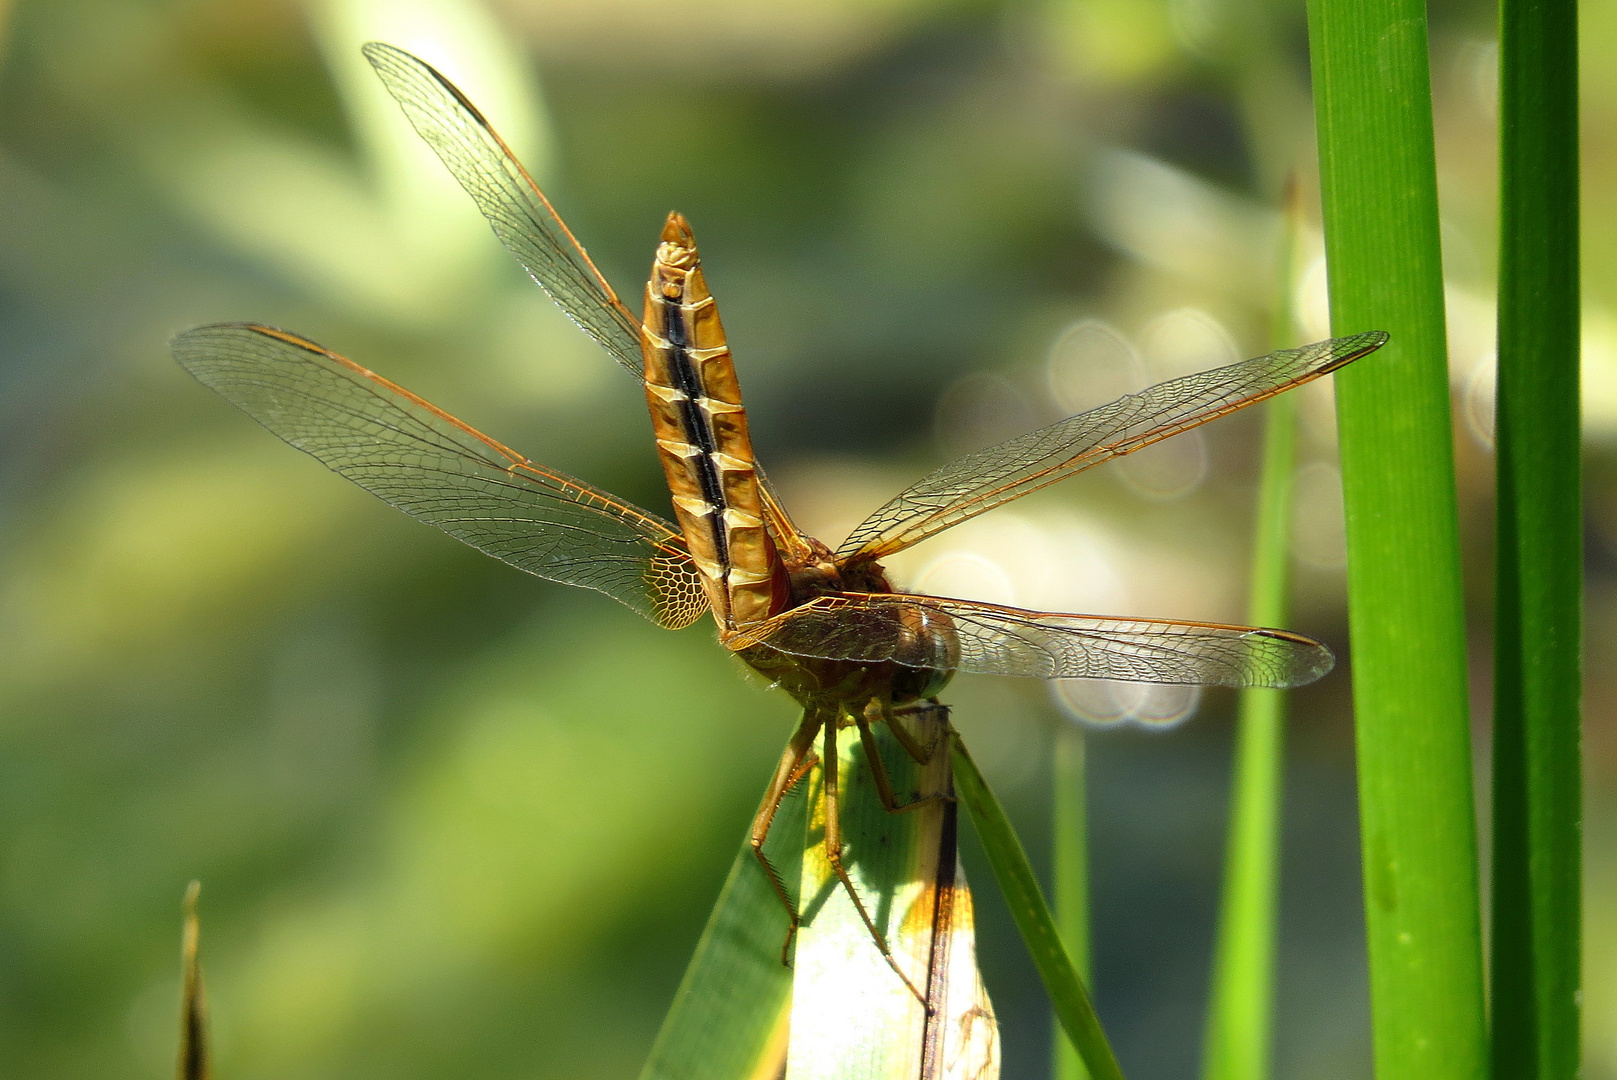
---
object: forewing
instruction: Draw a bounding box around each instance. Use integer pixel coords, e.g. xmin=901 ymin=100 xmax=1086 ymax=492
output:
xmin=173 ymin=323 xmax=707 ymax=629
xmin=837 ymin=331 xmax=1388 ymax=561
xmin=362 ymin=42 xmax=644 ymax=374
xmin=732 ymin=593 xmax=1333 ymax=688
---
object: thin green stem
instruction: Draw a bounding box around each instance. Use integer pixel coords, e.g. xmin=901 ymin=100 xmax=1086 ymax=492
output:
xmin=1491 ymin=0 xmax=1583 ymax=1075
xmin=953 ymin=735 xmax=1124 ymax=1080
xmin=1203 ymin=671 xmax=1286 ymax=1080
xmin=1052 ymin=724 xmax=1092 ymax=1080
xmin=1201 ymin=190 xmax=1304 ymax=1080
xmin=1305 ymin=1 xmax=1488 ymax=1077
xmin=1202 ymin=411 xmax=1294 ymax=1077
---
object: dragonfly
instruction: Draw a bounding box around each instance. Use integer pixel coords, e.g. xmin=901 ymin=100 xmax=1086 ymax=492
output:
xmin=173 ymin=42 xmax=1387 ymax=998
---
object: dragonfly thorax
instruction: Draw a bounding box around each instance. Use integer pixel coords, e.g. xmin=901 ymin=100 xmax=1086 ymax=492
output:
xmin=782 ymin=539 xmax=844 ymax=605
xmin=886 ymin=605 xmax=960 ymax=703
xmin=736 ymin=598 xmax=959 ymax=709
xmin=781 ymin=543 xmax=897 ymax=608
xmin=737 ymin=542 xmax=959 ymax=709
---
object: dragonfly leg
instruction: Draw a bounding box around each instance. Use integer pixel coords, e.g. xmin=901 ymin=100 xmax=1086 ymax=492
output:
xmin=784 ymin=748 xmax=822 ymax=797
xmin=751 ymin=708 xmax=825 ymax=966
xmin=822 ymin=717 xmax=929 ymax=1006
xmin=886 ymin=698 xmax=952 ymax=765
xmin=855 ymin=700 xmax=953 ymax=815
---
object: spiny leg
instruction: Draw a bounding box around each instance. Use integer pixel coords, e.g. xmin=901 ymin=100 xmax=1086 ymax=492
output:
xmin=885 ymin=697 xmax=952 ymax=766
xmin=750 ymin=708 xmax=825 ymax=965
xmin=821 ymin=716 xmax=930 ymax=1006
xmin=855 ymin=699 xmax=953 ymax=815
xmin=783 ymin=748 xmax=821 ymax=796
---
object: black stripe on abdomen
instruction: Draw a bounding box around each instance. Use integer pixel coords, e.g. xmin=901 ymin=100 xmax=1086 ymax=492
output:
xmin=663 ymin=303 xmax=729 ymax=565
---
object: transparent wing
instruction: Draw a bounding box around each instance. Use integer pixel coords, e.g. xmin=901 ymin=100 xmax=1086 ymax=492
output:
xmin=731 ymin=593 xmax=1333 ymax=688
xmin=837 ymin=331 xmax=1388 ymax=562
xmin=362 ymin=42 xmax=644 ymax=375
xmin=173 ymin=323 xmax=707 ymax=629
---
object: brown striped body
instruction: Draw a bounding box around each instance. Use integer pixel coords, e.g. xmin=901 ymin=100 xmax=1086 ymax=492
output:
xmin=641 ymin=214 xmax=785 ymax=630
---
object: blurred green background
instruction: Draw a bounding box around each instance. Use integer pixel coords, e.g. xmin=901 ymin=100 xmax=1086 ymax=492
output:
xmin=0 ymin=0 xmax=1613 ymax=1077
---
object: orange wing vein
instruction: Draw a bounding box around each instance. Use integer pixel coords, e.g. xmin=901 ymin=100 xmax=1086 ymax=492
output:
xmin=362 ymin=42 xmax=644 ymax=374
xmin=837 ymin=331 xmax=1388 ymax=563
xmin=364 ymin=44 xmax=811 ymax=559
xmin=729 ymin=592 xmax=1334 ymax=688
xmin=173 ymin=323 xmax=708 ymax=629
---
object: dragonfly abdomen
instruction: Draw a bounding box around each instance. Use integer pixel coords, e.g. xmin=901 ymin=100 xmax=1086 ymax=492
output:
xmin=641 ymin=213 xmax=783 ymax=630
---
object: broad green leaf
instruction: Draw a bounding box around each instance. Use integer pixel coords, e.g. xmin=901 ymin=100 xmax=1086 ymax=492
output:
xmin=638 ymin=781 xmax=804 ymax=1080
xmin=1306 ymin=0 xmax=1487 ymax=1075
xmin=787 ymin=709 xmax=999 ymax=1080
xmin=1492 ymin=0 xmax=1583 ymax=1074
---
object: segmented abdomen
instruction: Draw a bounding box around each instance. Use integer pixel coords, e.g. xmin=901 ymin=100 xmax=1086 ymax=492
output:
xmin=640 ymin=213 xmax=783 ymax=630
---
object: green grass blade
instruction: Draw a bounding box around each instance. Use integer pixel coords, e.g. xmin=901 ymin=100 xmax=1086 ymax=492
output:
xmin=638 ymin=782 xmax=802 ymax=1080
xmin=953 ymin=735 xmax=1124 ymax=1080
xmin=1051 ymin=725 xmax=1091 ymax=1080
xmin=1491 ymin=0 xmax=1583 ymax=1074
xmin=1201 ymin=186 xmax=1305 ymax=1080
xmin=1304 ymin=2 xmax=1488 ymax=1077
